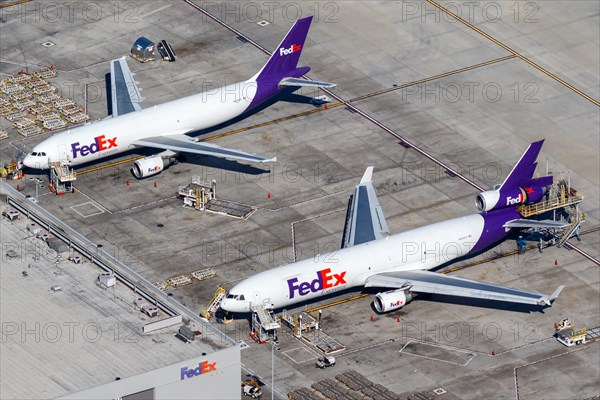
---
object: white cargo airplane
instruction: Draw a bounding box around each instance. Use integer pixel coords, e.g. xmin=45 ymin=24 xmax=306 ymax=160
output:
xmin=221 ymin=140 xmax=565 ymax=314
xmin=23 ymin=17 xmax=333 ymax=178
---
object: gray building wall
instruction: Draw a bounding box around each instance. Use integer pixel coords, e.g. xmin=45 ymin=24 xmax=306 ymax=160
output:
xmin=60 ymin=346 xmax=240 ymax=400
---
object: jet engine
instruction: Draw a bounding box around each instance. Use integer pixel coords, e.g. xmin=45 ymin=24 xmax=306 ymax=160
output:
xmin=132 ymin=153 xmax=177 ymax=179
xmin=476 ymin=183 xmax=548 ymax=213
xmin=374 ymin=289 xmax=413 ymax=313
xmin=476 ymin=187 xmax=527 ymax=212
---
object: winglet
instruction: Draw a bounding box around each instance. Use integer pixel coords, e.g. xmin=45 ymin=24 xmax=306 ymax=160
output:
xmin=360 ymin=166 xmax=374 ymax=184
xmin=540 ymin=285 xmax=565 ymax=306
xmin=550 ymin=285 xmax=565 ymax=301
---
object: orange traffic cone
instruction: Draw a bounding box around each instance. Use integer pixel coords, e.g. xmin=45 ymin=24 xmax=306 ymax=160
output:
xmin=153 ymin=180 xmax=157 ymax=188
xmin=126 ymin=180 xmax=130 ymax=186
xmin=396 ymin=316 xmax=401 ymax=323
xmin=267 ymin=192 xmax=271 ymax=199
xmin=16 ymin=184 xmax=20 ymax=191
xmin=491 ymin=349 xmax=496 ymax=356
xmin=370 ymin=314 xmax=375 ymax=322
xmin=554 ymin=259 xmax=558 ymax=266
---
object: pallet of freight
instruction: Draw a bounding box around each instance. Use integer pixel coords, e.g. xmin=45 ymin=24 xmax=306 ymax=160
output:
xmin=10 ymin=90 xmax=33 ymax=101
xmin=10 ymin=73 xmax=31 ymax=84
xmin=0 ymin=105 xmax=12 ymax=116
xmin=191 ymin=268 xmax=217 ymax=281
xmin=28 ymin=103 xmax=51 ymax=115
xmin=5 ymin=110 xmax=24 ymax=121
xmin=37 ymin=92 xmax=60 ymax=103
xmin=13 ymin=98 xmax=36 ymax=110
xmin=60 ymin=104 xmax=83 ymax=116
xmin=42 ymin=118 xmax=67 ymax=130
xmin=67 ymin=112 xmax=90 ymax=124
xmin=34 ymin=66 xmax=57 ymax=79
xmin=12 ymin=117 xmax=36 ymax=129
xmin=166 ymin=275 xmax=193 ymax=287
xmin=2 ymin=83 xmax=24 ymax=95
xmin=28 ymin=78 xmax=48 ymax=89
xmin=54 ymin=98 xmax=75 ymax=109
xmin=34 ymin=84 xmax=57 ymax=95
xmin=19 ymin=125 xmax=42 ymax=137
xmin=37 ymin=111 xmax=62 ymax=122
xmin=0 ymin=129 xmax=8 ymax=140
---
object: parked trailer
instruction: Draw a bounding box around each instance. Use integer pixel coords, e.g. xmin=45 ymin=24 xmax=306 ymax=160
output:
xmin=555 ymin=317 xmax=600 ymax=347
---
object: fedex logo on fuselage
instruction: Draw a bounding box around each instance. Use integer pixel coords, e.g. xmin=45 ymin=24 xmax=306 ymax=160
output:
xmin=71 ymin=135 xmax=117 ymax=159
xmin=279 ymin=43 xmax=301 ymax=56
xmin=180 ymin=360 xmax=217 ymax=380
xmin=287 ymin=268 xmax=346 ymax=299
xmin=506 ymin=193 xmax=524 ymax=205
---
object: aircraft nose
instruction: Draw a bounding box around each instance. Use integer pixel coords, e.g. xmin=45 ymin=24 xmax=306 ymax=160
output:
xmin=220 ymin=299 xmax=242 ymax=313
xmin=22 ymin=155 xmax=33 ymax=169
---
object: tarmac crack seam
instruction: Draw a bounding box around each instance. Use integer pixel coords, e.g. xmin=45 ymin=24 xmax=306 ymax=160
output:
xmin=425 ymin=0 xmax=600 ymax=108
xmin=184 ymin=0 xmax=485 ymax=191
xmin=513 ymin=344 xmax=592 ymax=400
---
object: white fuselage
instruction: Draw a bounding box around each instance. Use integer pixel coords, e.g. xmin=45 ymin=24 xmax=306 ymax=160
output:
xmin=220 ymin=214 xmax=485 ymax=312
xmin=23 ymin=81 xmax=258 ymax=169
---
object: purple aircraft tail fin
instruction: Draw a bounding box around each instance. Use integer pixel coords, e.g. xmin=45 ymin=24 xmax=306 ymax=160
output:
xmin=500 ymin=139 xmax=546 ymax=189
xmin=253 ymin=16 xmax=313 ymax=81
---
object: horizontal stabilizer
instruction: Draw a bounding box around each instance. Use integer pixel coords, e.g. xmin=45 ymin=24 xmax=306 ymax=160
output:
xmin=279 ymin=77 xmax=336 ymax=88
xmin=365 ymin=270 xmax=560 ymax=307
xmin=133 ymin=135 xmax=276 ymax=163
xmin=503 ymin=219 xmax=571 ymax=229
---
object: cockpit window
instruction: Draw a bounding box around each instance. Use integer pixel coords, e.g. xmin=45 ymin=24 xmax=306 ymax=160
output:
xmin=31 ymin=152 xmax=38 ymax=156
xmin=226 ymin=294 xmax=244 ymax=300
xmin=239 ymin=295 xmax=245 ymax=301
xmin=39 ymin=152 xmax=46 ymax=156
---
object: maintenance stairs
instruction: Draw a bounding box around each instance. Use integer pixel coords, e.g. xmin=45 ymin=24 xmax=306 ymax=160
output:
xmin=250 ymin=304 xmax=280 ymax=343
xmin=252 ymin=304 xmax=280 ymax=331
xmin=204 ymin=287 xmax=226 ymax=318
xmin=557 ymin=210 xmax=585 ymax=247
xmin=49 ymin=161 xmax=76 ymax=194
xmin=517 ymin=191 xmax=583 ymax=217
xmin=517 ymin=180 xmax=585 ymax=247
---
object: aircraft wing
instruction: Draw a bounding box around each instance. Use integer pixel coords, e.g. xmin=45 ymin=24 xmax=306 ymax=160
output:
xmin=341 ymin=167 xmax=389 ymax=248
xmin=279 ymin=77 xmax=336 ymax=88
xmin=503 ymin=219 xmax=571 ymax=229
xmin=365 ymin=270 xmax=564 ymax=306
xmin=110 ymin=57 xmax=143 ymax=117
xmin=132 ymin=135 xmax=276 ymax=163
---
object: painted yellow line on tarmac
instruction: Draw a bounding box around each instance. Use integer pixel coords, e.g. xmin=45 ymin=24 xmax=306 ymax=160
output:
xmin=305 ymin=294 xmax=370 ymax=314
xmin=426 ymin=0 xmax=600 ymax=107
xmin=0 ymin=0 xmax=31 ymax=9
xmin=202 ymin=55 xmax=517 ymax=143
xmin=77 ymin=156 xmax=144 ymax=175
